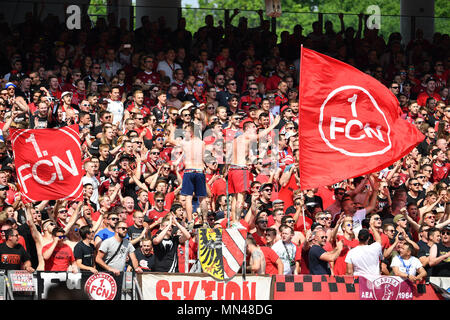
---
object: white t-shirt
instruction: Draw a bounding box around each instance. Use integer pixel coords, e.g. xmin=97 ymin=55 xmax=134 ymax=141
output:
xmin=157 ymin=60 xmax=181 ymax=83
xmin=107 ymin=99 xmax=124 ymax=127
xmin=271 ymin=240 xmax=297 ymax=275
xmin=352 ymin=208 xmax=367 ymax=236
xmin=390 ymin=255 xmax=423 ymax=276
xmin=345 ymin=242 xmax=382 ymax=276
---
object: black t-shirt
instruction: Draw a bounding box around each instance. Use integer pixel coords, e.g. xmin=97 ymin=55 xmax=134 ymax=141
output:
xmin=131 ymin=249 xmax=155 ymax=271
xmin=152 ymin=233 xmax=180 ymax=272
xmin=122 ymin=176 xmax=142 ymax=203
xmin=29 ymin=113 xmax=49 ymax=129
xmin=431 ymin=242 xmax=450 ymax=277
xmin=127 ymin=225 xmax=146 ymax=248
xmin=417 ymin=240 xmax=432 ymax=275
xmin=73 ymin=241 xmax=96 ymax=268
xmin=18 ymin=223 xmax=38 ymax=269
xmin=308 ymin=244 xmax=331 ymax=275
xmin=99 ymin=154 xmax=114 ymax=177
xmin=0 ymin=243 xmax=30 ymax=270
xmin=406 ymin=191 xmax=425 ymax=206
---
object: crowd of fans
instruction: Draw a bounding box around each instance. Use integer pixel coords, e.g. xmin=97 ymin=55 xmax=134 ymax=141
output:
xmin=0 ymin=10 xmax=449 ymax=284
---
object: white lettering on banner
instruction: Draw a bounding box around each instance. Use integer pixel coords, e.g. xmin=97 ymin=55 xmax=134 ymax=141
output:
xmin=141 ymin=274 xmax=272 ymax=300
xmin=39 ymin=272 xmax=81 ymax=300
xmin=319 ymin=85 xmax=392 ymax=157
xmin=330 ymin=118 xmax=384 ymax=142
xmin=17 ymin=150 xmax=79 ymax=192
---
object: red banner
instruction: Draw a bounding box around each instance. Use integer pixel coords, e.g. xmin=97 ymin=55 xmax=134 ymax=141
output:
xmin=298 ymin=47 xmax=424 ymax=189
xmin=11 ymin=125 xmax=83 ymax=202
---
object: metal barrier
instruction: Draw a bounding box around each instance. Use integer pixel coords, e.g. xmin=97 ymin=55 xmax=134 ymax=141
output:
xmin=0 ymin=270 xmax=447 ymax=300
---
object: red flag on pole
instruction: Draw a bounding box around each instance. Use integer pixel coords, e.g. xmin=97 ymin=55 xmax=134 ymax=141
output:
xmin=11 ymin=125 xmax=83 ymax=203
xmin=298 ymin=47 xmax=424 ymax=189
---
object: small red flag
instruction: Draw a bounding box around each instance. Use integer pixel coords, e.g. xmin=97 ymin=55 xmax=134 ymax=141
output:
xmin=11 ymin=125 xmax=83 ymax=203
xmin=298 ymin=47 xmax=424 ymax=189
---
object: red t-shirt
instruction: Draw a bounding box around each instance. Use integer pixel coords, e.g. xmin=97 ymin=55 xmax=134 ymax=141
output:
xmin=147 ymin=208 xmax=170 ymax=235
xmin=331 ymin=235 xmax=359 ymax=276
xmin=42 ymin=243 xmax=75 ymax=271
xmin=432 ymin=162 xmax=450 ymax=183
xmin=260 ymin=246 xmax=281 ymax=275
xmin=251 ymin=231 xmax=267 ymax=246
xmin=417 ymin=91 xmax=441 ymax=106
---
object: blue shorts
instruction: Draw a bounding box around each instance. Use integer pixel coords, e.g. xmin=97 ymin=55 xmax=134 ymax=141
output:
xmin=181 ymin=171 xmax=207 ymax=197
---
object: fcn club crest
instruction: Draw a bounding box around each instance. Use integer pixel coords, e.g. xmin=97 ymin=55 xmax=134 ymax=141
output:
xmin=198 ymin=227 xmax=247 ymax=281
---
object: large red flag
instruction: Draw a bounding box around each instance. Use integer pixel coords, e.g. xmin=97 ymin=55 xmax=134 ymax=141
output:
xmin=11 ymin=125 xmax=83 ymax=203
xmin=298 ymin=47 xmax=424 ymax=189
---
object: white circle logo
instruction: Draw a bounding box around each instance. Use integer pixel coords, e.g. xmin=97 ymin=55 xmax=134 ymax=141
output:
xmin=318 ymin=85 xmax=392 ymax=157
xmin=84 ymin=273 xmax=117 ymax=300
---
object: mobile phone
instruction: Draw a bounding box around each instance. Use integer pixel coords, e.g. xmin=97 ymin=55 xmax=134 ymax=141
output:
xmin=124 ymin=44 xmax=131 ymax=49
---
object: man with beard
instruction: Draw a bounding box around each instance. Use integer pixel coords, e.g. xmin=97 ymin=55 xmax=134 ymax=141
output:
xmin=96 ymin=221 xmax=143 ymax=275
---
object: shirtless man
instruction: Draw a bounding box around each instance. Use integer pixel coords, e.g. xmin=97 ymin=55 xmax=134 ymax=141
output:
xmin=167 ymin=122 xmax=206 ymax=223
xmin=227 ymin=116 xmax=281 ymax=221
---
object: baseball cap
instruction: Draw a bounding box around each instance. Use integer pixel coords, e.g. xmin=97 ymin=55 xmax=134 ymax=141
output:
xmin=259 ymin=182 xmax=273 ymax=192
xmin=98 ymin=98 xmax=108 ymax=104
xmin=5 ymin=82 xmax=16 ymax=89
xmin=280 ymin=104 xmax=292 ymax=114
xmin=61 ymin=91 xmax=73 ymax=99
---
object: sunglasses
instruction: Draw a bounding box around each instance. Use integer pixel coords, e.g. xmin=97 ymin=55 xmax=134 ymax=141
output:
xmin=155 ymin=199 xmax=164 ymax=203
xmin=117 ymin=227 xmax=128 ymax=231
xmin=412 ymin=183 xmax=420 ymax=186
xmin=263 ymin=189 xmax=272 ymax=192
xmin=58 ymin=210 xmax=68 ymax=214
xmin=257 ymin=220 xmax=268 ymax=224
xmin=442 ymin=231 xmax=450 ymax=235
xmin=110 ymin=217 xmax=119 ymax=221
xmin=58 ymin=235 xmax=67 ymax=239
xmin=286 ymin=220 xmax=295 ymax=223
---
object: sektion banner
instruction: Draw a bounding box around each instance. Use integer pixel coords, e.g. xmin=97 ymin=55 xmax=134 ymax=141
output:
xmin=139 ymin=273 xmax=272 ymax=300
xmin=298 ymin=47 xmax=424 ymax=189
xmin=10 ymin=125 xmax=83 ymax=202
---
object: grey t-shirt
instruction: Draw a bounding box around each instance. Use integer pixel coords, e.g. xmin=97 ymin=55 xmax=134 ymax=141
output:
xmin=99 ymin=237 xmax=135 ymax=271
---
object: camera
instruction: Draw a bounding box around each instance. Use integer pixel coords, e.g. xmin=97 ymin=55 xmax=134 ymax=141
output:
xmin=398 ymin=234 xmax=404 ymax=241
